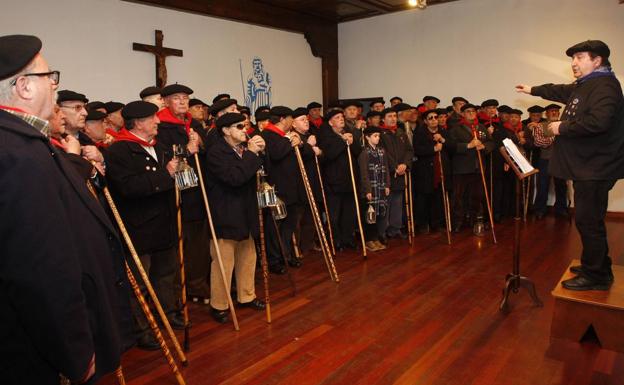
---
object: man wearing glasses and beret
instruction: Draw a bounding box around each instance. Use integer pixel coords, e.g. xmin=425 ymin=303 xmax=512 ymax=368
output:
xmin=0 ymin=34 xmax=132 ymax=384
xmin=517 ymin=40 xmax=624 ymax=291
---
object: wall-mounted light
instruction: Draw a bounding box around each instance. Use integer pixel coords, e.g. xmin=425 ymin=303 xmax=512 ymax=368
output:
xmin=408 ymin=0 xmax=427 ymax=9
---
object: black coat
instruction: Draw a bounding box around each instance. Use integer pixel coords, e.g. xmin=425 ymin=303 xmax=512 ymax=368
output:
xmin=205 ymin=135 xmax=263 ymax=240
xmin=447 ymin=122 xmax=495 ymax=175
xmin=317 ymin=123 xmax=362 ymax=194
xmin=380 ymin=126 xmax=414 ymax=191
xmin=105 ymin=141 xmax=177 ymax=255
xmin=157 ymin=118 xmax=207 ymax=222
xmin=411 ymin=126 xmax=451 ymax=194
xmin=260 ymin=128 xmax=313 ymax=206
xmin=531 ymin=74 xmax=624 ymax=180
xmin=0 ymin=111 xmax=132 ymax=384
xmin=297 ymin=130 xmax=323 ymax=203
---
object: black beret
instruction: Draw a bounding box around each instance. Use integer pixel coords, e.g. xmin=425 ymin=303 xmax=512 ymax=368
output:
xmin=393 ymin=102 xmax=412 ymax=112
xmin=86 ymin=101 xmax=106 ymax=111
xmin=363 ymin=126 xmax=382 ymax=136
xmin=544 ymin=103 xmax=562 ymax=111
xmin=509 ymin=109 xmax=523 ymax=115
xmin=422 ymin=109 xmax=439 ymax=120
xmin=452 ymin=96 xmax=468 ymax=104
xmin=270 ymin=106 xmax=294 ymax=117
xmin=0 ymin=35 xmax=42 ymax=80
xmin=566 ymin=40 xmax=610 ymax=60
xmin=210 ymin=98 xmax=238 ymax=115
xmin=460 ymin=103 xmax=478 ymax=112
xmin=390 ymin=96 xmax=403 ymax=102
xmin=381 ymin=107 xmax=396 ymax=117
xmin=255 ymin=106 xmax=270 ymax=114
xmin=238 ymin=105 xmax=251 ymax=115
xmin=481 ymin=99 xmax=499 ymax=108
xmin=369 ymin=99 xmax=385 ymax=107
xmin=216 ymin=112 xmax=245 ymax=129
xmin=139 ymin=86 xmax=161 ymax=99
xmin=86 ymin=110 xmax=107 ymax=121
xmin=423 ymin=95 xmax=440 ymax=103
xmin=354 ymin=101 xmax=363 ymax=108
xmin=366 ymin=110 xmax=382 ymax=119
xmin=160 ymin=84 xmax=193 ymax=97
xmin=435 ymin=108 xmax=448 ymax=116
xmin=122 ymin=100 xmax=158 ymax=120
xmin=498 ymin=105 xmax=512 ymax=114
xmin=104 ymin=101 xmax=124 ymax=114
xmin=255 ymin=111 xmax=270 ymax=121
xmin=527 ymin=105 xmax=545 ymax=113
xmin=212 ymin=93 xmax=231 ymax=104
xmin=57 ymin=90 xmax=88 ymax=104
xmin=325 ymin=109 xmax=344 ymax=121
xmin=342 ymin=100 xmax=359 ymax=109
xmin=189 ymin=98 xmax=205 ymax=107
xmin=307 ymin=101 xmax=322 ymax=109
xmin=292 ymin=107 xmax=308 ymax=119
xmin=446 ymin=105 xmax=454 ymax=113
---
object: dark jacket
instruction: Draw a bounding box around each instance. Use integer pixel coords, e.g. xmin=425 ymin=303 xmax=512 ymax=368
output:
xmin=531 ymin=74 xmax=624 ymax=180
xmin=157 ymin=117 xmax=207 ymax=222
xmin=380 ymin=126 xmax=414 ymax=191
xmin=260 ymin=127 xmax=313 ymax=206
xmin=317 ymin=122 xmax=362 ymax=193
xmin=297 ymin=130 xmax=323 ymax=203
xmin=105 ymin=141 xmax=177 ymax=254
xmin=412 ymin=126 xmax=451 ymax=193
xmin=205 ymin=135 xmax=263 ymax=240
xmin=0 ymin=111 xmax=132 ymax=384
xmin=447 ymin=122 xmax=495 ymax=175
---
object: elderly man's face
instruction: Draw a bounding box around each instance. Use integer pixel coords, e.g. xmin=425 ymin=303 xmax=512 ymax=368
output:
xmin=144 ymin=94 xmax=164 ymax=110
xmin=85 ymin=119 xmax=106 ymax=142
xmin=371 ymin=102 xmax=384 ymax=112
xmin=571 ymin=51 xmax=601 ymax=79
xmin=462 ymin=108 xmax=477 ymax=121
xmin=367 ymin=116 xmax=380 ymax=127
xmin=344 ymin=106 xmax=358 ymax=120
xmin=292 ymin=115 xmax=309 ymax=134
xmin=383 ymin=111 xmax=397 ymax=127
xmin=546 ymin=108 xmax=560 ymax=121
xmin=437 ymin=114 xmax=448 ymax=127
xmin=329 ymin=113 xmax=345 ymax=133
xmin=424 ymin=100 xmax=438 ymax=110
xmin=425 ymin=112 xmax=439 ymax=129
xmin=509 ymin=114 xmax=521 ymax=126
xmin=49 ymin=105 xmax=66 ymax=137
xmin=107 ymin=109 xmax=123 ymax=129
xmin=484 ymin=106 xmax=497 ymax=117
xmin=453 ymin=100 xmax=466 ymax=113
xmin=189 ymin=105 xmax=204 ymax=121
xmin=165 ymin=93 xmax=190 ymax=116
xmin=308 ymin=107 xmax=321 ymax=120
xmin=134 ymin=114 xmax=160 ymax=141
xmin=529 ymin=112 xmax=542 ymax=123
xmin=18 ymin=55 xmax=58 ymax=120
xmin=499 ymin=112 xmax=510 ymax=123
xmin=60 ymin=100 xmax=87 ymax=131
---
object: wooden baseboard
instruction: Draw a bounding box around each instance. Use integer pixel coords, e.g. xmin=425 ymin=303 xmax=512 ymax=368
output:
xmin=607 ymin=211 xmax=624 ymax=220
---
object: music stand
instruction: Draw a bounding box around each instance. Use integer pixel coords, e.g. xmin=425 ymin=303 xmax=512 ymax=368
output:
xmin=499 ymin=144 xmax=543 ymax=313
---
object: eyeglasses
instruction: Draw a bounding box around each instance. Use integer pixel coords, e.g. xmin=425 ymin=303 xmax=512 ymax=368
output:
xmin=230 ymin=123 xmax=246 ymax=130
xmin=10 ymin=70 xmax=60 ymax=86
xmin=427 ymin=115 xmax=438 ymax=120
xmin=60 ymin=104 xmax=86 ymax=113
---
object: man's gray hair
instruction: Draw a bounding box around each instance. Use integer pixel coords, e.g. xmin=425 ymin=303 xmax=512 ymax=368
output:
xmin=0 ymin=60 xmax=36 ymax=104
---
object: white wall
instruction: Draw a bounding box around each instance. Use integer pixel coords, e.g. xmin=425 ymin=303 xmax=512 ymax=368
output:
xmin=0 ymin=0 xmax=322 ymax=108
xmin=338 ymin=0 xmax=624 ymax=211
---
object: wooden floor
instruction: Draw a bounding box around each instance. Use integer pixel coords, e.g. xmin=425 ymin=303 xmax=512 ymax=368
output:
xmin=102 ymin=214 xmax=624 ymax=385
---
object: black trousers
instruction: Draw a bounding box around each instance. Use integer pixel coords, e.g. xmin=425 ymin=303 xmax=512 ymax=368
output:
xmin=326 ymin=191 xmax=356 ymax=246
xmin=493 ymin=172 xmax=515 ymax=220
xmin=574 ymin=180 xmax=616 ymax=282
xmin=452 ymin=173 xmax=483 ymax=227
xmin=183 ymin=219 xmax=211 ymax=298
xmin=414 ymin=187 xmax=444 ymax=229
xmin=266 ymin=203 xmax=300 ymax=267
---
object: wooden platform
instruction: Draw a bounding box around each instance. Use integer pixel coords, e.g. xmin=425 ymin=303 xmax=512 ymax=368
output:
xmin=551 ymin=260 xmax=624 ymax=352
xmin=100 ymin=214 xmax=624 ymax=385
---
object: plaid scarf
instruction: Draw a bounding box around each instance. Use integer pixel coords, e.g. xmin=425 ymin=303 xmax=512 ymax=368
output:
xmin=366 ymin=145 xmax=388 ymax=216
xmin=0 ymin=105 xmax=50 ymax=137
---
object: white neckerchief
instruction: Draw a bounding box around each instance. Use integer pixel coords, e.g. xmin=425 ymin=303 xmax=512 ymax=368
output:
xmin=129 ymin=131 xmax=157 ymax=161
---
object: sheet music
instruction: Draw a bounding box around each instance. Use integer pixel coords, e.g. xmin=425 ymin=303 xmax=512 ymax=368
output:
xmin=502 ymin=138 xmax=534 ymax=174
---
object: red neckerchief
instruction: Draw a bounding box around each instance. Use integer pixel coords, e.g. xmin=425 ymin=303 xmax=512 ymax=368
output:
xmin=309 ymin=116 xmax=323 ymax=128
xmin=380 ymin=123 xmax=397 ymax=133
xmin=418 ymin=105 xmax=428 ymax=114
xmin=246 ymin=126 xmax=255 ymax=136
xmin=460 ymin=117 xmax=479 ymax=131
xmin=478 ymin=112 xmax=500 ymax=125
xmin=157 ymin=108 xmax=192 ymax=136
xmin=0 ymin=105 xmax=27 ymax=114
xmin=114 ymin=128 xmax=156 ymax=147
xmin=50 ymin=137 xmax=67 ymax=150
xmin=503 ymin=121 xmax=523 ymax=134
xmin=106 ymin=128 xmax=119 ymax=138
xmin=263 ymin=122 xmax=286 ymax=137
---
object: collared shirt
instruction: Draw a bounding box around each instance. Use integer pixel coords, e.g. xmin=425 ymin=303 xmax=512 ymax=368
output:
xmin=129 ymin=130 xmax=157 ymax=161
xmin=0 ymin=106 xmax=50 ymax=137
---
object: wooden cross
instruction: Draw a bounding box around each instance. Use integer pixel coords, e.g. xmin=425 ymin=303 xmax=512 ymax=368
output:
xmin=133 ymin=30 xmax=183 ymax=88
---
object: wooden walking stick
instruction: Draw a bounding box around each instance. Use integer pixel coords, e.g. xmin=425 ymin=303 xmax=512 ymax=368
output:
xmin=523 ymin=152 xmax=533 ymax=221
xmin=291 ymin=233 xmax=302 ymax=259
xmin=408 ymin=172 xmax=415 ymax=239
xmin=101 ymin=187 xmax=188 ymax=366
xmin=438 ymin=152 xmax=452 ymax=245
xmin=314 ymin=155 xmax=336 ymax=255
xmin=404 ymin=174 xmax=412 ymax=244
xmin=114 ymin=367 xmax=127 ymax=385
xmin=125 ymin=264 xmax=187 ymax=385
xmin=472 ymin=129 xmax=497 ymax=244
xmin=346 ymin=144 xmax=367 ymax=258
xmin=193 ymin=153 xmax=240 ymax=331
xmin=174 ymin=186 xmax=190 ymax=352
xmin=294 ymin=146 xmax=339 ymax=282
xmin=256 ymin=171 xmax=272 ymax=323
